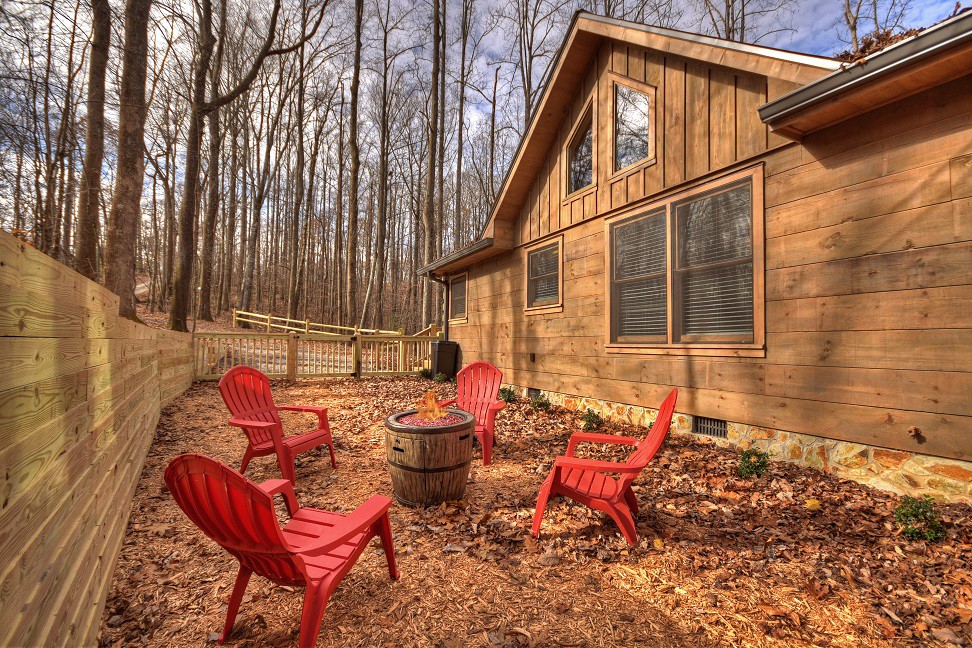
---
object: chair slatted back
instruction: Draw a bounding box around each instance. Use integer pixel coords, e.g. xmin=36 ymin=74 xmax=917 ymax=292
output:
xmin=219 ymin=366 xmax=283 ymax=447
xmin=164 ymin=454 xmax=305 ymax=584
xmin=455 ymin=361 xmax=503 ymax=427
xmin=619 ymin=389 xmax=678 ymax=489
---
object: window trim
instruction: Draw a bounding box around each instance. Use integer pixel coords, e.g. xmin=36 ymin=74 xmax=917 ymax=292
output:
xmin=524 ymin=235 xmax=564 ymax=315
xmin=603 ymin=165 xmax=765 ymax=357
xmin=562 ymin=96 xmax=597 ymax=203
xmin=448 ymin=272 xmax=469 ymax=324
xmin=608 ymin=72 xmax=657 ymax=179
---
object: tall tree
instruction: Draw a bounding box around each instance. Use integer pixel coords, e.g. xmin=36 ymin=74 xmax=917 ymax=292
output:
xmin=104 ymin=0 xmax=152 ymax=319
xmin=75 ymin=0 xmax=110 ymax=281
xmin=420 ymin=0 xmax=441 ymax=325
xmin=346 ymin=0 xmax=363 ymax=325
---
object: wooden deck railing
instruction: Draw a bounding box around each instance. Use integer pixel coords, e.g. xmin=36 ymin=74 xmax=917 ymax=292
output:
xmin=232 ymin=309 xmax=404 ymax=336
xmin=193 ymin=330 xmax=443 ymax=380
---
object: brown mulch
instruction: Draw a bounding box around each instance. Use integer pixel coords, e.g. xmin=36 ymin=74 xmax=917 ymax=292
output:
xmin=99 ymin=377 xmax=972 ymax=647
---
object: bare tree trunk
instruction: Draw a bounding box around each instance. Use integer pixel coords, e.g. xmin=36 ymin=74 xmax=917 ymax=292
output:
xmin=346 ymin=0 xmax=363 ymax=325
xmin=75 ymin=0 xmax=108 ymax=279
xmin=421 ymin=0 xmax=441 ymax=326
xmin=104 ymin=0 xmax=151 ymax=320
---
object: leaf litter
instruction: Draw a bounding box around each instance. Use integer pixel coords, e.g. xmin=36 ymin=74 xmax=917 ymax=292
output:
xmin=99 ymin=376 xmax=972 ymax=647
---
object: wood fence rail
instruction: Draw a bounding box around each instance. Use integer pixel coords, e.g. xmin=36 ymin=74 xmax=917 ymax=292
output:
xmin=232 ymin=309 xmax=405 ymax=336
xmin=193 ymin=330 xmax=443 ymax=381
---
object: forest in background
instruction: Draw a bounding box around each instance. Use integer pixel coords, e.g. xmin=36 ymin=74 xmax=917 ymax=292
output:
xmin=0 ymin=0 xmax=924 ymax=332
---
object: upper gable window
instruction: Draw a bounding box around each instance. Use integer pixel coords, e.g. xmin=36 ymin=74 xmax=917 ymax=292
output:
xmin=614 ymin=81 xmax=652 ymax=172
xmin=567 ymin=110 xmax=593 ymax=194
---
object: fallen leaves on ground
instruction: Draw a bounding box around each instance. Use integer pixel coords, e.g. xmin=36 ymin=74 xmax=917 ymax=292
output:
xmin=99 ymin=376 xmax=972 ymax=647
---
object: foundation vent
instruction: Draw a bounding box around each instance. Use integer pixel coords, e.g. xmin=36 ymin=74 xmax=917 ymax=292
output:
xmin=694 ymin=416 xmax=728 ymax=439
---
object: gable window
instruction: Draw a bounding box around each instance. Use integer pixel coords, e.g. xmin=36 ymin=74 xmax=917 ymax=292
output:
xmin=614 ymin=82 xmax=652 ymax=171
xmin=567 ymin=109 xmax=594 ymax=194
xmin=605 ymin=166 xmax=764 ymax=356
xmin=449 ymin=273 xmax=467 ymax=322
xmin=525 ymin=237 xmax=563 ymax=313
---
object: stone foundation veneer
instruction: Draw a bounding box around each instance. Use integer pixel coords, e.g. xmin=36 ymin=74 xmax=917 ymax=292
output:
xmin=513 ymin=385 xmax=972 ymax=504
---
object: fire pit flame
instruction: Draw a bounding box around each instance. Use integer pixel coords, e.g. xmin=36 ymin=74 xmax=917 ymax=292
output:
xmin=415 ymin=390 xmax=447 ymax=422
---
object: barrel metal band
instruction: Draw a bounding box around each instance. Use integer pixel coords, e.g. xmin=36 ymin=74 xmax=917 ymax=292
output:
xmin=387 ymin=458 xmax=472 ymax=474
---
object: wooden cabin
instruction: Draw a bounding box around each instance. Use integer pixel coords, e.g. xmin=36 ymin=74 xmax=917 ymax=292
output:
xmin=423 ymin=11 xmax=972 ymax=500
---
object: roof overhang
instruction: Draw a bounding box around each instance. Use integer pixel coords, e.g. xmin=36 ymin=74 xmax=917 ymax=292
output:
xmin=424 ymin=11 xmax=840 ymax=277
xmin=759 ymin=11 xmax=972 ymax=140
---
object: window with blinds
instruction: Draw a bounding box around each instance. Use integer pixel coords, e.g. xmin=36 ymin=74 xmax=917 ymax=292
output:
xmin=674 ymin=180 xmax=753 ymax=340
xmin=611 ymin=209 xmax=666 ymax=340
xmin=567 ymin=111 xmax=593 ymax=194
xmin=607 ymin=170 xmax=758 ymax=346
xmin=527 ymin=242 xmax=560 ymax=308
xmin=449 ymin=274 xmax=467 ymax=320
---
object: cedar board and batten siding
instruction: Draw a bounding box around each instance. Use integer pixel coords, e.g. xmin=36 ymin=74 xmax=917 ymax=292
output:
xmin=453 ymin=70 xmax=972 ymax=463
xmin=0 ymin=231 xmax=193 ymax=647
xmin=514 ymin=39 xmax=791 ymax=247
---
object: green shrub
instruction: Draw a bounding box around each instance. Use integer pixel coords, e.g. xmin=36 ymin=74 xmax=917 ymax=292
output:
xmin=499 ymin=386 xmax=518 ymax=403
xmin=531 ymin=393 xmax=551 ymax=411
xmin=894 ymin=495 xmax=946 ymax=542
xmin=738 ymin=448 xmax=770 ymax=478
xmin=433 ymin=372 xmax=449 ymax=383
xmin=582 ymin=408 xmax=604 ymax=431
xmin=419 ymin=368 xmax=433 ymax=379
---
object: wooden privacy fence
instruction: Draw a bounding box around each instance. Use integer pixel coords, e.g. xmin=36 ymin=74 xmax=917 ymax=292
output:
xmin=193 ymin=331 xmax=442 ymax=380
xmin=0 ymin=231 xmax=194 ymax=647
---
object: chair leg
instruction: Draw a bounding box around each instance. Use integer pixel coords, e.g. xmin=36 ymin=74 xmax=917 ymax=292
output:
xmin=326 ymin=439 xmax=337 ymax=469
xmin=278 ymin=449 xmax=297 ymax=485
xmin=218 ymin=565 xmax=252 ymax=644
xmin=623 ymin=486 xmax=639 ymax=516
xmin=240 ymin=446 xmax=254 ymax=474
xmin=605 ymin=503 xmax=638 ymax=547
xmin=478 ymin=430 xmax=493 ymax=466
xmin=298 ymin=582 xmax=332 ymax=648
xmin=531 ymin=476 xmax=554 ymax=539
xmin=377 ymin=512 xmax=400 ymax=580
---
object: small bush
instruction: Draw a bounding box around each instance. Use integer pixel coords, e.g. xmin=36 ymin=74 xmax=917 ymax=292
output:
xmin=582 ymin=408 xmax=604 ymax=431
xmin=739 ymin=448 xmax=770 ymax=478
xmin=499 ymin=386 xmax=518 ymax=403
xmin=419 ymin=368 xmax=433 ymax=379
xmin=531 ymin=393 xmax=551 ymax=411
xmin=433 ymin=372 xmax=449 ymax=383
xmin=894 ymin=495 xmax=946 ymax=542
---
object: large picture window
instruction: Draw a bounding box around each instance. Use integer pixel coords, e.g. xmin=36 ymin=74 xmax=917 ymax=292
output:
xmin=525 ymin=237 xmax=563 ymax=313
xmin=449 ymin=273 xmax=467 ymax=322
xmin=606 ymin=167 xmax=764 ymax=355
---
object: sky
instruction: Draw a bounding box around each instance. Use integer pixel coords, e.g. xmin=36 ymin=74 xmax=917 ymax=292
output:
xmin=765 ymin=0 xmax=958 ymax=55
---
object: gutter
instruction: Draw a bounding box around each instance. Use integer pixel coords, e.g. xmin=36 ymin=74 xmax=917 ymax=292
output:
xmin=417 ymin=237 xmax=494 ymax=276
xmin=759 ymin=10 xmax=972 ymax=127
xmin=426 ymin=272 xmax=450 ymax=341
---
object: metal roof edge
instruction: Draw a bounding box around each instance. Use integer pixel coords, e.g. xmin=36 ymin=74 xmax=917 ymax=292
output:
xmin=418 ymin=238 xmax=495 ymax=276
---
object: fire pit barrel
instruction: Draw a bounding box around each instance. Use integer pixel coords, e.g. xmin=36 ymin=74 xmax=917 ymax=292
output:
xmin=384 ymin=408 xmax=475 ymax=506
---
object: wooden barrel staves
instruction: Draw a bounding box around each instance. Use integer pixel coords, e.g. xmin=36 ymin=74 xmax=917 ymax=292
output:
xmin=384 ymin=408 xmax=475 ymax=506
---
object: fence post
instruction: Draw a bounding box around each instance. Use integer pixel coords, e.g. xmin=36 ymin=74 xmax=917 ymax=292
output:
xmin=305 ymin=320 xmax=310 ymax=334
xmin=353 ymin=335 xmax=362 ymax=378
xmin=232 ymin=309 xmax=237 ymax=328
xmin=266 ymin=314 xmax=271 ymax=333
xmin=286 ymin=333 xmax=298 ymax=382
xmin=398 ymin=340 xmax=406 ymax=372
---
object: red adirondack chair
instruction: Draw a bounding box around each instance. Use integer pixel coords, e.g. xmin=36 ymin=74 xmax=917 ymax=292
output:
xmin=531 ymin=388 xmax=678 ymax=546
xmin=439 ymin=361 xmax=506 ymax=465
xmin=218 ymin=365 xmax=336 ymax=484
xmin=164 ymin=454 xmax=399 ymax=648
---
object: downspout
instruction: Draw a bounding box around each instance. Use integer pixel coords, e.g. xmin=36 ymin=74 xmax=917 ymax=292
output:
xmin=427 ymin=272 xmax=449 ymax=341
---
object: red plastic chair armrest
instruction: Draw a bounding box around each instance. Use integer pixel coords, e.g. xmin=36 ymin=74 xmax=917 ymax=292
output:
xmin=438 ymin=398 xmax=457 ymax=408
xmin=296 ymin=495 xmax=394 ymax=556
xmin=228 ymin=417 xmax=276 ymax=429
xmin=277 ymin=405 xmax=329 ymax=428
xmin=488 ymin=400 xmax=507 ymax=412
xmin=553 ymin=456 xmax=642 ymax=474
xmin=566 ymin=432 xmax=640 ymax=456
xmin=259 ymin=478 xmax=300 ymax=515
